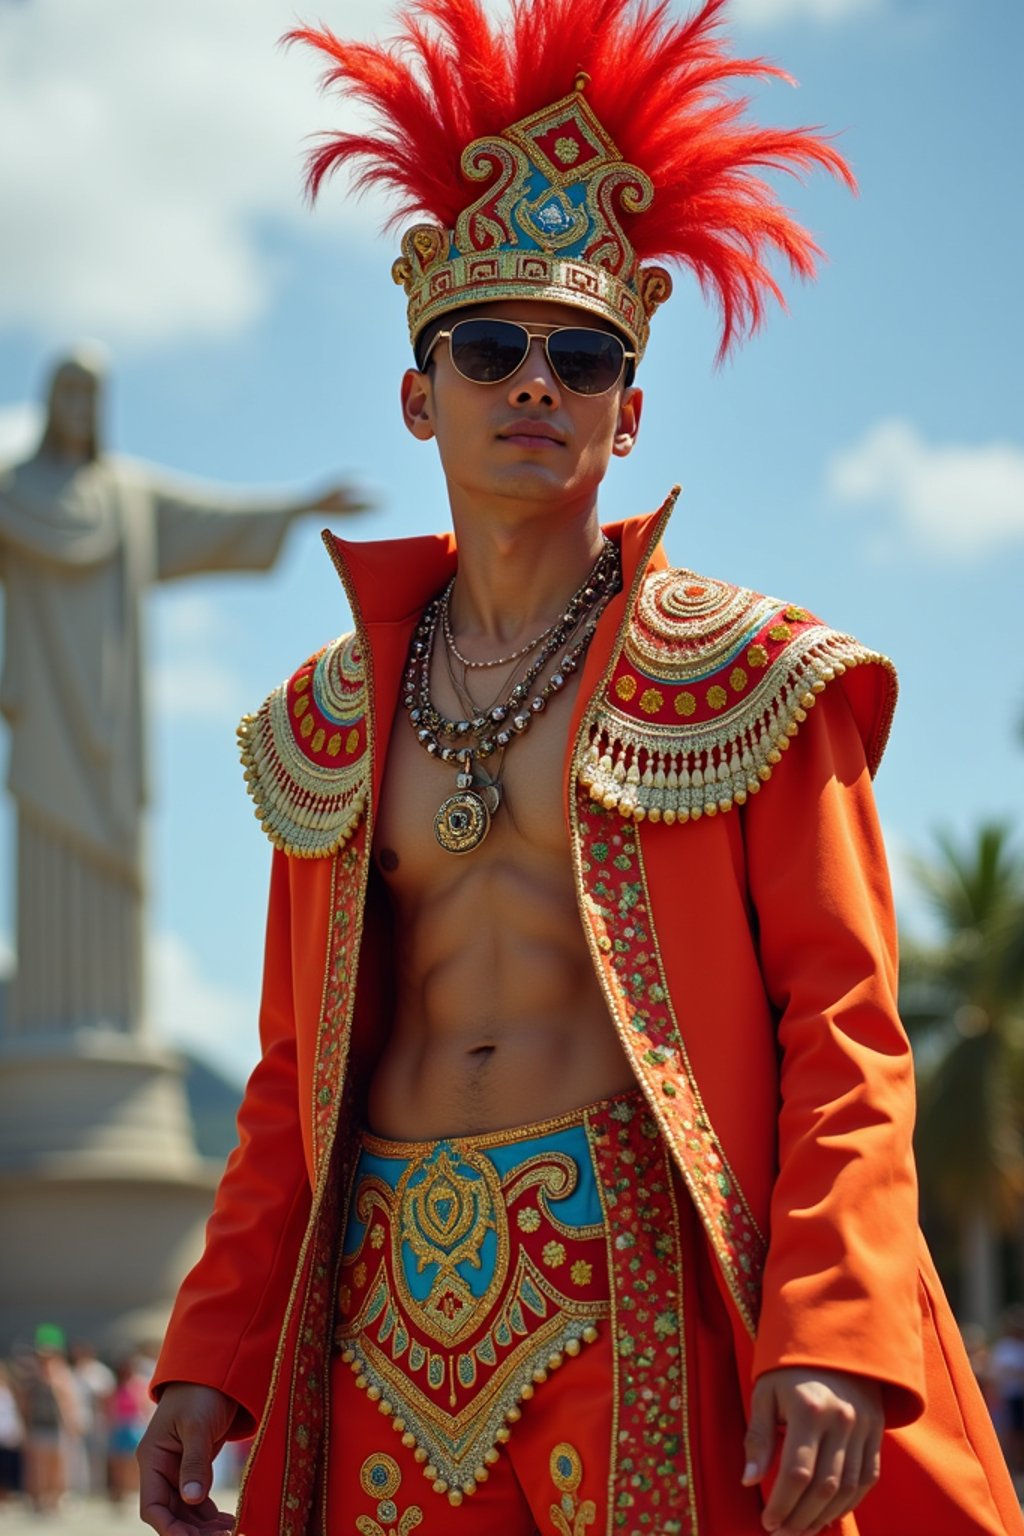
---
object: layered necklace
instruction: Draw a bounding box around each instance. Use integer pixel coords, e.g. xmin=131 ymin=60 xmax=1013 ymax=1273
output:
xmin=404 ymin=538 xmax=621 ymax=853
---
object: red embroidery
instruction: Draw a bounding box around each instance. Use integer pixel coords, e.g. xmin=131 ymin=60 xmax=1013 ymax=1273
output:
xmin=277 ymin=828 xmax=371 ymax=1536
xmin=587 ymin=1096 xmax=696 ymax=1535
xmin=575 ymin=791 xmax=765 ymax=1333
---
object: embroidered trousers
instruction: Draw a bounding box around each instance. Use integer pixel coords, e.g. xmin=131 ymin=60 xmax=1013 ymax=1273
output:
xmin=326 ymin=1093 xmax=768 ymax=1535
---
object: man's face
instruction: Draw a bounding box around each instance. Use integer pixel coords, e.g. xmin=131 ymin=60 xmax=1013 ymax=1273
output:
xmin=401 ymin=299 xmax=642 ymax=515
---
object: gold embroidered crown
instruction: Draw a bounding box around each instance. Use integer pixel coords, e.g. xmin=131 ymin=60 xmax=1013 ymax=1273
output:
xmin=288 ymin=0 xmax=854 ymax=362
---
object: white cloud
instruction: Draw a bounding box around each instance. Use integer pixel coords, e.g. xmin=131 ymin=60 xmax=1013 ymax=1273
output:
xmin=152 ymin=656 xmax=248 ymax=721
xmin=0 ymin=0 xmax=393 ymax=349
xmin=160 ymin=591 xmax=230 ymax=648
xmin=0 ymin=0 xmax=889 ymax=350
xmin=827 ymin=418 xmax=1024 ymax=558
xmin=0 ymin=402 xmax=42 ymax=466
xmin=731 ymin=0 xmax=882 ymax=23
xmin=152 ymin=593 xmax=248 ymax=719
xmin=148 ymin=931 xmax=256 ymax=1084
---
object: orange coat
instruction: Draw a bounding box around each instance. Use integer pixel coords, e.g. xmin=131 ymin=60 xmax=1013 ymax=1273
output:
xmin=155 ymin=497 xmax=1021 ymax=1535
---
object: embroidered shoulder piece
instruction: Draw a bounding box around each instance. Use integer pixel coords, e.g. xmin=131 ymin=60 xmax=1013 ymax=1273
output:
xmin=237 ymin=632 xmax=370 ymax=857
xmin=579 ymin=568 xmax=896 ymax=824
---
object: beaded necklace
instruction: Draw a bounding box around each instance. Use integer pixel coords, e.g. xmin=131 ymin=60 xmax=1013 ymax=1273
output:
xmin=403 ymin=539 xmax=621 ymax=853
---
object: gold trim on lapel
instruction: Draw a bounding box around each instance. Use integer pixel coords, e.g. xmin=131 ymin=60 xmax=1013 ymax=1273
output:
xmin=566 ymin=492 xmax=766 ymax=1337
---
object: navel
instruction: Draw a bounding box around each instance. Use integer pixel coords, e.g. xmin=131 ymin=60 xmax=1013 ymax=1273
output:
xmin=466 ymin=1043 xmax=496 ymax=1062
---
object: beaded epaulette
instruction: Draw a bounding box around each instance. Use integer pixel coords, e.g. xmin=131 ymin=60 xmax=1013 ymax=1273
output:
xmin=238 ymin=632 xmax=370 ymax=857
xmin=579 ymin=568 xmax=896 ymax=824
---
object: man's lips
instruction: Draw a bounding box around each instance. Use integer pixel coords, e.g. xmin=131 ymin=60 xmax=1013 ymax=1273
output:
xmin=496 ymin=421 xmax=567 ymax=446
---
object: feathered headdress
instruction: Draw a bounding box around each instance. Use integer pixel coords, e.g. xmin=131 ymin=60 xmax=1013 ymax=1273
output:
xmin=287 ymin=0 xmax=855 ymax=362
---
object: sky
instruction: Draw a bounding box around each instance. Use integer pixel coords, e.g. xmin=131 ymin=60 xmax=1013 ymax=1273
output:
xmin=0 ymin=0 xmax=1021 ymax=1086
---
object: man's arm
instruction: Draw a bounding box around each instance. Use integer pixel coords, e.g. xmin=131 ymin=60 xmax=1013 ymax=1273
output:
xmin=740 ymin=682 xmax=924 ymax=1534
xmin=139 ymin=851 xmax=311 ymax=1531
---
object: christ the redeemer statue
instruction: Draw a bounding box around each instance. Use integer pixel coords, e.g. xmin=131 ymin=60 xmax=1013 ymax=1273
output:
xmin=0 ymin=346 xmax=366 ymax=1038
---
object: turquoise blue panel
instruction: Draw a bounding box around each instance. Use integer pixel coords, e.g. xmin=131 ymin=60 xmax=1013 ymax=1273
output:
xmin=485 ymin=1124 xmax=602 ymax=1227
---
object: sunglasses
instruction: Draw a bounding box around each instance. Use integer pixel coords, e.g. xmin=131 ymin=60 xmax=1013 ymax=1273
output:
xmin=421 ymin=316 xmax=636 ymax=397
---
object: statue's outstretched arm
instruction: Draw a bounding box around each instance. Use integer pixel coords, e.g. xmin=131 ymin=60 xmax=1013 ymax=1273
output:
xmin=149 ymin=469 xmax=374 ymax=582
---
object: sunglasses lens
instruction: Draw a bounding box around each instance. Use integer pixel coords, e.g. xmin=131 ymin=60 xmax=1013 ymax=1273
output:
xmin=547 ymin=329 xmax=626 ymax=395
xmin=446 ymin=319 xmax=627 ymax=394
xmin=449 ymin=319 xmax=530 ymax=383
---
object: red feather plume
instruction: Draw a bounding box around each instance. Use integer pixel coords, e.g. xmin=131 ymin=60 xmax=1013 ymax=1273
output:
xmin=286 ymin=0 xmax=855 ymax=360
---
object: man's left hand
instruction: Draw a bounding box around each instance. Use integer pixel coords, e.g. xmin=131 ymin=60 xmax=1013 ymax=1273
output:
xmin=743 ymin=1367 xmax=884 ymax=1535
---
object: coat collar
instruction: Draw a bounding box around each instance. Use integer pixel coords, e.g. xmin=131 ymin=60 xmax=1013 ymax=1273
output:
xmin=320 ymin=488 xmax=679 ymax=632
xmin=320 ymin=488 xmax=681 ymax=813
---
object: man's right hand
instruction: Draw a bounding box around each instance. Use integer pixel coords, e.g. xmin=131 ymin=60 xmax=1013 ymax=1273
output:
xmin=138 ymin=1382 xmax=240 ymax=1536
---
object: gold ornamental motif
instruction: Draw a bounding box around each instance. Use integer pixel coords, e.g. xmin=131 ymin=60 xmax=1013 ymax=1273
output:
xmin=393 ymin=84 xmax=670 ymax=357
xmin=356 ymin=1452 xmax=424 ymax=1536
xmin=579 ymin=566 xmax=897 ymax=825
xmin=394 ymin=1144 xmax=505 ymax=1345
xmin=548 ymin=1442 xmax=597 ymax=1535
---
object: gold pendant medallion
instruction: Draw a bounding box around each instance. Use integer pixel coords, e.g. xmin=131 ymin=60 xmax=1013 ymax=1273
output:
xmin=434 ymin=788 xmax=491 ymax=853
xmin=434 ymin=766 xmax=502 ymax=855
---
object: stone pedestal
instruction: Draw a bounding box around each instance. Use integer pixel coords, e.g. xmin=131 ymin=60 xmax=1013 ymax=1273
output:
xmin=0 ymin=1029 xmax=221 ymax=1354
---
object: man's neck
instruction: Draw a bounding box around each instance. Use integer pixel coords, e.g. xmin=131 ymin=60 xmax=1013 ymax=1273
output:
xmin=446 ymin=492 xmax=606 ymax=651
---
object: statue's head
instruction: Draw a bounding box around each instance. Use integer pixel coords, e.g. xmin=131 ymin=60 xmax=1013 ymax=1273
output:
xmin=39 ymin=344 xmax=108 ymax=464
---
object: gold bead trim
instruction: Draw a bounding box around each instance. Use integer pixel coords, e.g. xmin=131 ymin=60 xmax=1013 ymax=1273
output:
xmin=579 ymin=634 xmax=895 ymax=825
xmin=336 ymin=1323 xmax=601 ymax=1506
xmin=238 ymin=632 xmax=370 ymax=857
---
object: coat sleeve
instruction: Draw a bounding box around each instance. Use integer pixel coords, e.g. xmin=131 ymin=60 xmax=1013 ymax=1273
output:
xmin=743 ymin=681 xmax=926 ymax=1427
xmin=151 ymin=849 xmax=312 ymax=1436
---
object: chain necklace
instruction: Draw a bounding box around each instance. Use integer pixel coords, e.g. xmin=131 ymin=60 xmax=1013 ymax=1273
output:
xmin=403 ymin=539 xmax=621 ymax=853
xmin=440 ymin=589 xmax=558 ymax=671
xmin=438 ymin=536 xmax=617 ymax=671
xmin=442 ymin=628 xmax=501 ymax=724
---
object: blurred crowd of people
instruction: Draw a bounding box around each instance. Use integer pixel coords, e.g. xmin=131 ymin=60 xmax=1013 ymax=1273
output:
xmin=1 ymin=1312 xmax=1021 ymax=1512
xmin=0 ymin=1325 xmax=155 ymax=1513
xmin=0 ymin=1323 xmax=250 ymax=1515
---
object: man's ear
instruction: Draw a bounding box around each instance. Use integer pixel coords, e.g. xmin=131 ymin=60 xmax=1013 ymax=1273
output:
xmin=401 ymin=368 xmax=436 ymax=441
xmin=611 ymin=385 xmax=643 ymax=459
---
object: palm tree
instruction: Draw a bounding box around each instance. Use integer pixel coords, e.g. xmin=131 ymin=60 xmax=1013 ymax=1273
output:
xmin=900 ymin=823 xmax=1024 ymax=1327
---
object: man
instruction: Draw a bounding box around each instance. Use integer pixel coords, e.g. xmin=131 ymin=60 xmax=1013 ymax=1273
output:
xmin=139 ymin=1 xmax=1023 ymax=1533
